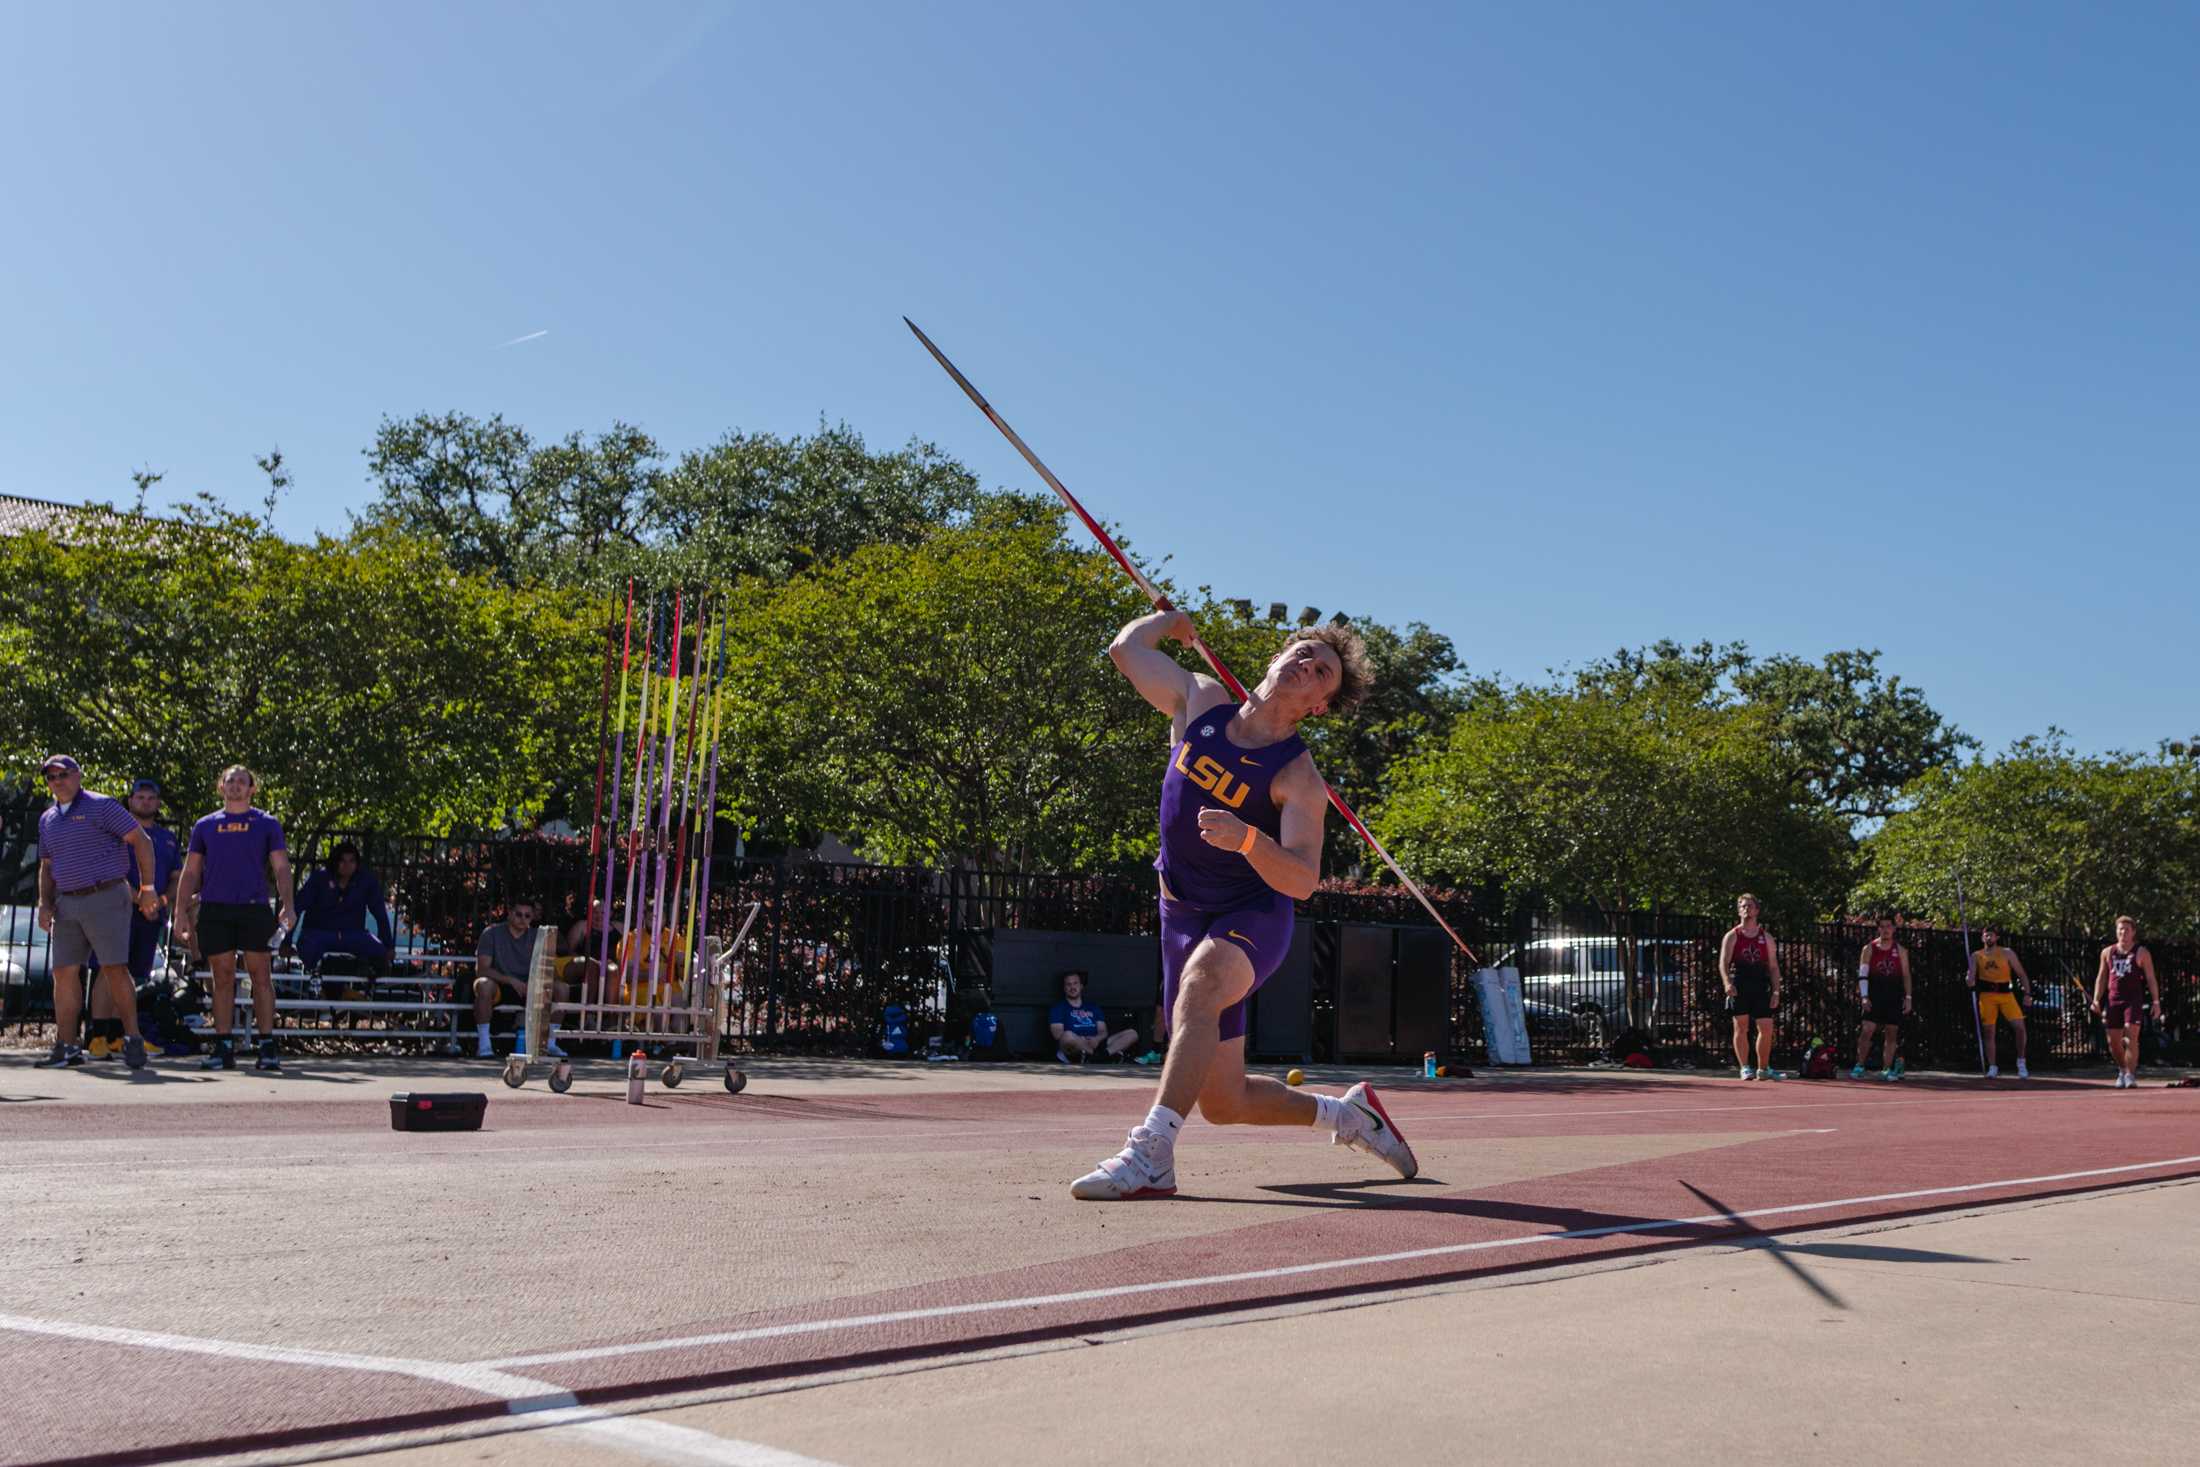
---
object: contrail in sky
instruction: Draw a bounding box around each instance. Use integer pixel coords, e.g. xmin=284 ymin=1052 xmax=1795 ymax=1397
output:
xmin=497 ymin=329 xmax=549 ymax=348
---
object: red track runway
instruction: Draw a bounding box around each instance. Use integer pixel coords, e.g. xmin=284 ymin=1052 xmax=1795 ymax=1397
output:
xmin=1 ymin=1065 xmax=2193 ymax=1465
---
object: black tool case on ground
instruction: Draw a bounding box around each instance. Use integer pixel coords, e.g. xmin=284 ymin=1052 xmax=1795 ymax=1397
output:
xmin=388 ymin=1092 xmax=488 ymax=1132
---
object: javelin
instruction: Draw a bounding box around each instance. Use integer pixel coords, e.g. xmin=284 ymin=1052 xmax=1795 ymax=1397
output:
xmin=1956 ymin=871 xmax=1985 ymax=1077
xmin=904 ymin=317 xmax=1478 ymax=965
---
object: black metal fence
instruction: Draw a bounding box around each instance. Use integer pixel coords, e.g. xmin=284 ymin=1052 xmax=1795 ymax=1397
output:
xmin=3 ymin=825 xmax=2193 ymax=1070
xmin=1453 ymin=906 xmax=2196 ymax=1071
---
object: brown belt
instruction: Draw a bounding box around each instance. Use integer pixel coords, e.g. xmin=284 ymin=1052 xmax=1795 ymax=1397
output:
xmin=59 ymin=876 xmax=125 ymax=899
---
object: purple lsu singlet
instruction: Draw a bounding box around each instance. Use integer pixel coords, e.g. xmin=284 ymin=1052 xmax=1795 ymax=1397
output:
xmin=1155 ymin=706 xmax=1305 ymax=911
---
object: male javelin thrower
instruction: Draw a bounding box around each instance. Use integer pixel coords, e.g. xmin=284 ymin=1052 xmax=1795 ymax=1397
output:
xmin=1071 ymin=609 xmax=1419 ymax=1200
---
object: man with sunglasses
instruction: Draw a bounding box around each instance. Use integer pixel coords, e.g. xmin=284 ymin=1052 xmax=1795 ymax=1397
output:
xmin=32 ymin=756 xmax=161 ymax=1070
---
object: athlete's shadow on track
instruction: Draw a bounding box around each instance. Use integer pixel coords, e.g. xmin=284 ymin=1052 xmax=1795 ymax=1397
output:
xmin=1246 ymin=1181 xmax=1735 ymax=1240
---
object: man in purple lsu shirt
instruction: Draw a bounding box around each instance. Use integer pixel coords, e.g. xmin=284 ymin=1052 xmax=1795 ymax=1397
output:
xmin=1071 ymin=610 xmax=1418 ymax=1200
xmin=174 ymin=765 xmax=296 ymax=1072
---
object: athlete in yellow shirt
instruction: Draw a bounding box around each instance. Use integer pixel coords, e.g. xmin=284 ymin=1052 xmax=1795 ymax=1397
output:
xmin=1967 ymin=924 xmax=2032 ymax=1079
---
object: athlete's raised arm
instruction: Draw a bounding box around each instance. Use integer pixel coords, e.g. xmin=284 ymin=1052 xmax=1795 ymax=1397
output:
xmin=1109 ymin=609 xmax=1216 ymax=722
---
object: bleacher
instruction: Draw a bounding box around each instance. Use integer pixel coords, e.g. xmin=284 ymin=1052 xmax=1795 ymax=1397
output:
xmin=181 ymin=943 xmax=522 ymax=1050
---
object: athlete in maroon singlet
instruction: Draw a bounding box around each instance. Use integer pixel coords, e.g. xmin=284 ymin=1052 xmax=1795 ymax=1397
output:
xmin=1851 ymin=913 xmax=1912 ymax=1080
xmin=1718 ymin=893 xmax=1784 ymax=1080
xmin=1070 ymin=608 xmax=1417 ymax=1201
xmin=2093 ymin=915 xmax=2164 ymax=1089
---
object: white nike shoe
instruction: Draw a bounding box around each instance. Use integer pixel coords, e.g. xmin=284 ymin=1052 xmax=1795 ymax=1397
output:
xmin=1739 ymin=1067 xmax=1756 ymax=1081
xmin=1070 ymin=1127 xmax=1178 ymax=1201
xmin=2016 ymin=1061 xmax=2029 ymax=1080
xmin=1335 ymin=1082 xmax=1418 ymax=1180
xmin=1986 ymin=1065 xmax=2000 ymax=1078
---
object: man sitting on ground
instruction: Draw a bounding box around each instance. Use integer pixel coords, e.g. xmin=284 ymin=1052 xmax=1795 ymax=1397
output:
xmin=1049 ymin=969 xmax=1139 ymax=1063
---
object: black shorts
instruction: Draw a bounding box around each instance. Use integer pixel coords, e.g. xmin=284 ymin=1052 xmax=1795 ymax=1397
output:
xmin=197 ymin=901 xmax=277 ymax=955
xmin=1866 ymin=991 xmax=1907 ymax=1026
xmin=1726 ymin=976 xmax=1777 ymax=1021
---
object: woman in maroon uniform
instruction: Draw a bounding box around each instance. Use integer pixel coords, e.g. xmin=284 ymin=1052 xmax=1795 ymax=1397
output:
xmin=1718 ymin=893 xmax=1784 ymax=1080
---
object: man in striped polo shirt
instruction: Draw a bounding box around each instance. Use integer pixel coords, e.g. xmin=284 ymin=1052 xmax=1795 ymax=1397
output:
xmin=33 ymin=755 xmax=162 ymax=1070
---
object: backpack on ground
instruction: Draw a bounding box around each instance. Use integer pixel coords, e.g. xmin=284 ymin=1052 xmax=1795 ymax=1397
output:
xmin=1800 ymin=1038 xmax=1837 ymax=1079
xmin=879 ymin=1002 xmax=912 ymax=1057
xmin=1607 ymin=1025 xmax=1656 ymax=1068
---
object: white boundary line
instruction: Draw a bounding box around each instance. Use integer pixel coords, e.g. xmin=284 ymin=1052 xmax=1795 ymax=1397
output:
xmin=0 ymin=1313 xmax=844 ymax=1467
xmin=479 ymin=1153 xmax=2200 ymax=1368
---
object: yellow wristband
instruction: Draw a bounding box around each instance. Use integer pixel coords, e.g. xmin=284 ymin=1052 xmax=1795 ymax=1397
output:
xmin=1237 ymin=825 xmax=1257 ymax=856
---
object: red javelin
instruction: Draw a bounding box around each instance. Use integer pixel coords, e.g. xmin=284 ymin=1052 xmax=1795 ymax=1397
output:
xmin=904 ymin=317 xmax=1477 ymax=965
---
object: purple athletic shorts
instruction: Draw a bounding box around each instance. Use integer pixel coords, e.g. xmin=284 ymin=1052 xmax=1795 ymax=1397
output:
xmin=1159 ymin=886 xmax=1295 ymax=1043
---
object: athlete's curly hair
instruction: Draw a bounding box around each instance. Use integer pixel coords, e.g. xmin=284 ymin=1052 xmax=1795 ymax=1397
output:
xmin=1285 ymin=622 xmax=1374 ymax=719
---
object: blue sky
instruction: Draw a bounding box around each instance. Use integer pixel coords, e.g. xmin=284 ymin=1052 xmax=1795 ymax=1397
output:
xmin=5 ymin=2 xmax=2194 ymax=757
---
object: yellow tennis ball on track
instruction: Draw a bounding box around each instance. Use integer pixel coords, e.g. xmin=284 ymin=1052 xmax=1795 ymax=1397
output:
xmin=1286 ymin=1068 xmax=1304 ymax=1087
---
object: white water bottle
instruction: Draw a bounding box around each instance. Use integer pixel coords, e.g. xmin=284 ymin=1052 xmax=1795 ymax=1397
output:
xmin=626 ymin=1050 xmax=646 ymax=1105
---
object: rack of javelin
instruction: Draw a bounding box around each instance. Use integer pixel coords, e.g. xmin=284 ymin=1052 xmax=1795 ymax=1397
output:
xmin=500 ymin=580 xmax=756 ymax=1095
xmin=502 ymin=902 xmax=760 ymax=1094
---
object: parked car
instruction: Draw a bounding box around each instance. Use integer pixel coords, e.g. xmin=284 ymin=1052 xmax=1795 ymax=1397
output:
xmin=1495 ymin=936 xmax=1695 ymax=1027
xmin=0 ymin=905 xmax=54 ymax=1017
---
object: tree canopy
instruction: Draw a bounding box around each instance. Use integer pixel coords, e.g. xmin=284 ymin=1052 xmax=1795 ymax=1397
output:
xmin=1376 ymin=675 xmax=1850 ymax=928
xmin=0 ymin=504 xmax=594 ymax=840
xmin=1857 ymin=734 xmax=2200 ymax=938
xmin=1574 ymin=640 xmax=1974 ymax=825
xmin=15 ymin=405 xmax=2132 ymax=945
xmin=713 ymin=516 xmax=1156 ymax=868
xmin=362 ymin=413 xmax=1011 ymax=592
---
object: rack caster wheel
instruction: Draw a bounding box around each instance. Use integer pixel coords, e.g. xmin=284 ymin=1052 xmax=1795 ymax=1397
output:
xmin=547 ymin=1061 xmax=573 ymax=1094
xmin=661 ymin=1063 xmax=684 ymax=1088
xmin=724 ymin=1067 xmax=747 ymax=1094
xmin=501 ymin=1057 xmax=527 ymax=1089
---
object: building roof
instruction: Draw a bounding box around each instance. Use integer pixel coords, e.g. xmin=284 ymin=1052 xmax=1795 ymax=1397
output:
xmin=0 ymin=493 xmax=168 ymax=542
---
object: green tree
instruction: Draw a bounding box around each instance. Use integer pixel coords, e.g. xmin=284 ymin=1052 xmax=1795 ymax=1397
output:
xmin=1577 ymin=640 xmax=1973 ymax=823
xmin=1857 ymin=734 xmax=2200 ymax=938
xmin=361 ymin=412 xmax=665 ymax=588
xmin=715 ymin=518 xmax=1155 ymax=868
xmin=1376 ymin=679 xmax=1848 ymax=1021
xmin=0 ymin=505 xmax=598 ymax=839
xmin=650 ymin=423 xmax=1014 ymax=586
xmin=362 ymin=413 xmax=1007 ymax=592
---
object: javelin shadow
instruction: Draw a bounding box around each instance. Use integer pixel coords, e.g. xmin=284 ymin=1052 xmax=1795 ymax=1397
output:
xmin=1678 ymin=1179 xmax=1848 ymax=1308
